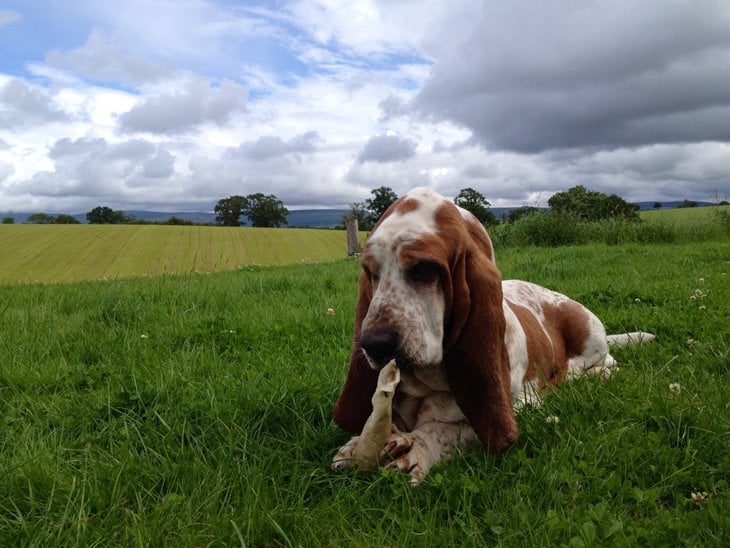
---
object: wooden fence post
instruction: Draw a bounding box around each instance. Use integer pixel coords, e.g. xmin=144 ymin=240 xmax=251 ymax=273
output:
xmin=346 ymin=218 xmax=361 ymax=256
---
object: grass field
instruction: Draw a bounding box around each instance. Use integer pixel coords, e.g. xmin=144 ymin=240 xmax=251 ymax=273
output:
xmin=0 ymin=224 xmax=365 ymax=284
xmin=640 ymin=204 xmax=730 ymax=223
xmin=1 ymin=233 xmax=728 ymax=544
xmin=2 ymin=206 xmax=727 ymax=285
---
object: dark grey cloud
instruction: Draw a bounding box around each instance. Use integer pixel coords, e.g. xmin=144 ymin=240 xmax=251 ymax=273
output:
xmin=0 ymin=79 xmax=71 ymax=128
xmin=118 ymin=79 xmax=247 ymax=134
xmin=413 ymin=0 xmax=730 ymax=153
xmin=357 ymin=134 xmax=417 ymax=163
xmin=231 ymin=131 xmax=321 ymax=161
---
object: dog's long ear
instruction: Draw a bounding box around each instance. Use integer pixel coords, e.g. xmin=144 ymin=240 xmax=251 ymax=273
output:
xmin=332 ymin=270 xmax=379 ymax=433
xmin=443 ymin=225 xmax=517 ymax=453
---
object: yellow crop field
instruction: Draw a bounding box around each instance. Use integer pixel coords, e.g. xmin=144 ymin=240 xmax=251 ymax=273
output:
xmin=0 ymin=224 xmax=365 ymax=284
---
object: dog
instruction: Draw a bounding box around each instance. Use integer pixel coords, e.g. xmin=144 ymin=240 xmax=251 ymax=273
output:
xmin=332 ymin=187 xmax=653 ymax=483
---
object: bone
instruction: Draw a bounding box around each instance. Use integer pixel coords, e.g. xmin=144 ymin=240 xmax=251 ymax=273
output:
xmin=351 ymin=359 xmax=400 ymax=469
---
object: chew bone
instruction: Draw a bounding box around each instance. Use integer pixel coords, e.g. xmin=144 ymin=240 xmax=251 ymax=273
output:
xmin=351 ymin=359 xmax=400 ymax=469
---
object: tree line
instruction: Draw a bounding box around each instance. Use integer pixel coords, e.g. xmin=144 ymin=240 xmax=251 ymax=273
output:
xmin=346 ymin=184 xmax=642 ymax=231
xmin=8 ymin=195 xmax=290 ymax=227
xmin=6 ymin=184 xmax=702 ymax=228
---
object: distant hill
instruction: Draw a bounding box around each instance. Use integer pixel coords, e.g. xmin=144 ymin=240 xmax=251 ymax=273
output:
xmin=1 ymin=209 xmax=352 ymax=227
xmin=633 ymin=200 xmax=714 ymax=210
xmin=1 ymin=202 xmax=717 ymax=226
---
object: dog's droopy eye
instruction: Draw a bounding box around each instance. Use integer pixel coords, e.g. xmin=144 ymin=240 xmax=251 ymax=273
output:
xmin=407 ymin=261 xmax=440 ymax=284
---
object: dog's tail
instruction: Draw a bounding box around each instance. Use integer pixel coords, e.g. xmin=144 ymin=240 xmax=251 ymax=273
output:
xmin=606 ymin=332 xmax=656 ymax=347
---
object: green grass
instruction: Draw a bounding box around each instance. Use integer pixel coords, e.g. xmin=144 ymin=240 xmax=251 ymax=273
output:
xmin=3 ymin=207 xmax=727 ymax=285
xmin=1 ymin=239 xmax=729 ymax=545
xmin=0 ymin=224 xmax=366 ymax=284
xmin=640 ymin=204 xmax=730 ymax=223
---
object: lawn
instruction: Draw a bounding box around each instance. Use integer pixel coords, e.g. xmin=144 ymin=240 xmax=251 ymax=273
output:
xmin=0 ymin=237 xmax=728 ymax=544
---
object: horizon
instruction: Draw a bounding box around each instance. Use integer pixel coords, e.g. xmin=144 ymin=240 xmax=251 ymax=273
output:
xmin=2 ymin=199 xmax=717 ymax=225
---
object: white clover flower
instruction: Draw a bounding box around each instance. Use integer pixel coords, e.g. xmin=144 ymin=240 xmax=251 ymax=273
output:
xmin=698 ymin=277 xmax=705 ymax=283
xmin=634 ymin=298 xmax=641 ymax=303
xmin=687 ymin=338 xmax=695 ymax=347
xmin=691 ymin=491 xmax=709 ymax=507
xmin=669 ymin=383 xmax=681 ymax=395
xmin=698 ymin=305 xmax=706 ymax=311
xmin=327 ymin=308 xmax=335 ymax=316
xmin=545 ymin=415 xmax=560 ymax=424
xmin=141 ymin=334 xmax=149 ymax=339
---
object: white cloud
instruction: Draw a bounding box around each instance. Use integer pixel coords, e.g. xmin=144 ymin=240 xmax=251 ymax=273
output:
xmin=118 ymin=78 xmax=248 ymax=134
xmin=0 ymin=78 xmax=72 ymax=128
xmin=4 ymin=136 xmax=182 ymax=209
xmin=142 ymin=149 xmax=176 ymax=179
xmin=0 ymin=160 xmax=15 ymax=183
xmin=0 ymin=9 xmax=21 ymax=26
xmin=46 ymin=29 xmax=174 ymax=87
xmin=231 ymin=131 xmax=321 ymax=161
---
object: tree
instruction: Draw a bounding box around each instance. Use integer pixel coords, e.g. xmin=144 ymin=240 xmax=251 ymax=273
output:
xmin=365 ymin=186 xmax=398 ymax=225
xmin=86 ymin=206 xmax=130 ymax=224
xmin=653 ymin=202 xmax=662 ymax=209
xmin=242 ymin=193 xmax=289 ymax=227
xmin=454 ymin=187 xmax=497 ymax=226
xmin=677 ymin=199 xmax=698 ymax=208
xmin=2 ymin=216 xmax=14 ymax=224
xmin=506 ymin=206 xmax=541 ymax=223
xmin=162 ymin=216 xmax=194 ymax=225
xmin=27 ymin=213 xmax=56 ymax=224
xmin=54 ymin=214 xmax=80 ymax=224
xmin=214 ymin=195 xmax=247 ymax=226
xmin=547 ymin=185 xmax=639 ymax=222
xmin=345 ymin=201 xmax=373 ymax=231
xmin=597 ymin=194 xmax=641 ymax=221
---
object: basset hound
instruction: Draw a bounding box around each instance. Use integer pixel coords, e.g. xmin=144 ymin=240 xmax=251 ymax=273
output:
xmin=332 ymin=187 xmax=654 ymax=483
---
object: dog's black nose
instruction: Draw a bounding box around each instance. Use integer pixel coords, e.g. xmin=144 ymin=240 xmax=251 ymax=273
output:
xmin=360 ymin=328 xmax=400 ymax=367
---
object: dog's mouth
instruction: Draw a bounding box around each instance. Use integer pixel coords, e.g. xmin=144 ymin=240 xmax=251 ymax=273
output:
xmin=362 ymin=347 xmax=430 ymax=373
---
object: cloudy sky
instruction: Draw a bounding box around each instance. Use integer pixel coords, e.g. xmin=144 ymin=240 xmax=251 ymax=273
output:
xmin=1 ymin=0 xmax=730 ymax=213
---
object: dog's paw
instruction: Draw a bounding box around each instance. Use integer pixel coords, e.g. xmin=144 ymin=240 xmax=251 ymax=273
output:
xmin=383 ymin=432 xmax=435 ymax=485
xmin=331 ymin=436 xmax=360 ymax=470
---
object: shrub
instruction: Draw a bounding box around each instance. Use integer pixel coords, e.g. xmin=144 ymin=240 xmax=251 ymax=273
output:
xmin=490 ymin=207 xmax=730 ymax=248
xmin=547 ymin=185 xmax=640 ymax=222
xmin=583 ymin=219 xmax=677 ymax=245
xmin=716 ymin=208 xmax=730 ymax=233
xmin=490 ymin=211 xmax=585 ymax=247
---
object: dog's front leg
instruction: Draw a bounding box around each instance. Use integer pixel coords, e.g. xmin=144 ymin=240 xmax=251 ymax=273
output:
xmin=383 ymin=421 xmax=479 ymax=484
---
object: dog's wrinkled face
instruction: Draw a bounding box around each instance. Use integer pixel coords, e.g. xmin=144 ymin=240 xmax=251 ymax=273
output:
xmin=359 ymin=190 xmax=448 ymax=370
